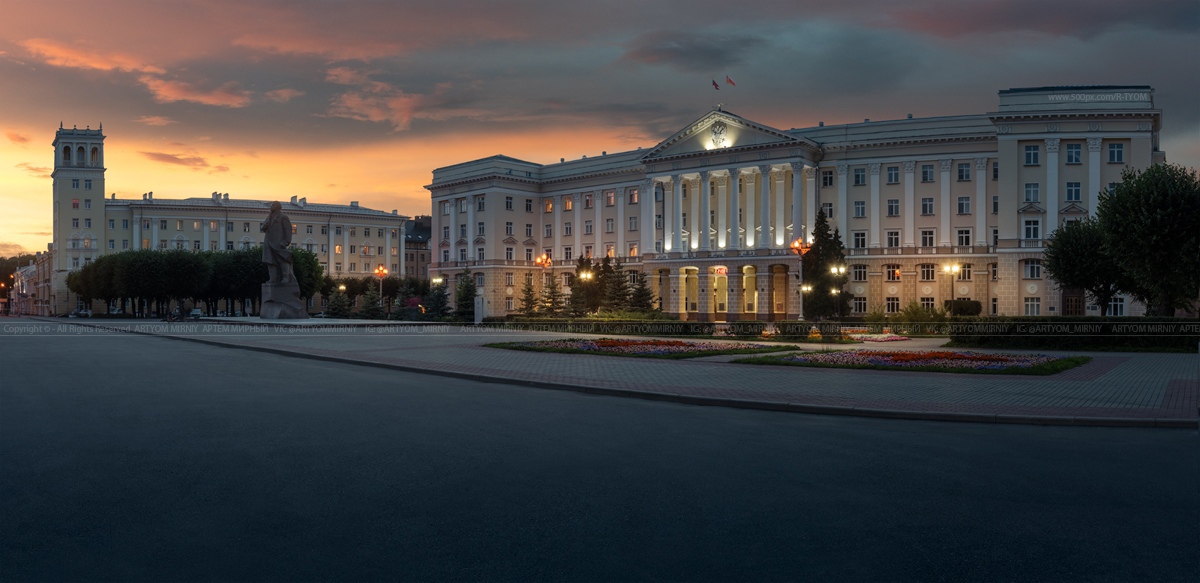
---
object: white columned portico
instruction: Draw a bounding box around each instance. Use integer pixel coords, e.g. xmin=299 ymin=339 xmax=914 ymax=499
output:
xmin=574 ymin=192 xmax=583 ymax=258
xmin=805 ymin=167 xmax=816 ymax=243
xmin=1045 ymin=139 xmax=1059 ymax=235
xmin=789 ymin=162 xmax=804 ymax=245
xmin=716 ymin=174 xmax=728 ymax=249
xmin=745 ymin=172 xmax=756 ymax=248
xmin=869 ymin=162 xmax=881 ymax=247
xmin=699 ymin=171 xmax=711 ymax=251
xmin=552 ymin=194 xmax=561 ymax=257
xmin=616 ymin=189 xmax=625 ymax=257
xmin=1087 ymin=138 xmax=1103 ymax=215
xmin=757 ymin=165 xmax=771 ymax=250
xmin=975 ymin=158 xmax=988 ymax=246
xmin=671 ymin=175 xmax=683 ymax=252
xmin=903 ymin=161 xmax=916 ymax=246
xmin=467 ymin=196 xmax=476 ymax=259
xmin=449 ymin=200 xmax=457 ymax=263
xmin=593 ymin=190 xmax=603 ymax=257
xmin=939 ymin=160 xmax=952 ymax=246
xmin=836 ymin=162 xmax=848 ymax=237
xmin=689 ymin=177 xmax=699 ymax=250
xmin=728 ymin=169 xmax=741 ymax=250
xmin=772 ymin=169 xmax=785 ymax=247
xmin=641 ymin=179 xmax=654 ymax=257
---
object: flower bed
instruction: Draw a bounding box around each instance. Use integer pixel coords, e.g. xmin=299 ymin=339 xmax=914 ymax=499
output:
xmin=486 ymin=338 xmax=798 ymax=359
xmin=734 ymin=349 xmax=1091 ymax=375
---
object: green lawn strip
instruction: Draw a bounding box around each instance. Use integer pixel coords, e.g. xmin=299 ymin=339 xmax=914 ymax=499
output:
xmin=731 ymin=354 xmax=1092 ymax=375
xmin=484 ymin=341 xmax=800 ymax=360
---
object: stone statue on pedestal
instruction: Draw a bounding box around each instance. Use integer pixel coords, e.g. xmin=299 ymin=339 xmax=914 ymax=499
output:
xmin=259 ymin=201 xmax=309 ymax=319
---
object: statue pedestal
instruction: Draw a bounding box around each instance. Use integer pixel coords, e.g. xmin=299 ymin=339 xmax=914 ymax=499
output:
xmin=260 ymin=282 xmax=309 ymax=319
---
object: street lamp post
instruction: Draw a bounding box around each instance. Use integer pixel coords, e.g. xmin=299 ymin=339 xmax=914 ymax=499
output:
xmin=535 ymin=252 xmax=551 ymax=311
xmin=374 ymin=265 xmax=388 ymax=310
xmin=942 ymin=263 xmax=960 ymax=316
xmin=789 ymin=236 xmax=811 ymax=320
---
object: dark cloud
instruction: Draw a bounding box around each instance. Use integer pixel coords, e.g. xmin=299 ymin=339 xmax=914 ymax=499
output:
xmin=622 ymin=31 xmax=766 ymax=73
xmin=0 ymin=242 xmax=33 ymax=256
xmin=888 ymin=0 xmax=1200 ymax=39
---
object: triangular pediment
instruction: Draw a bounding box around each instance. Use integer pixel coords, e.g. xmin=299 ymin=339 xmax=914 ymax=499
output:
xmin=1018 ymin=203 xmax=1045 ymax=214
xmin=641 ymin=109 xmax=805 ymax=161
xmin=455 ymin=237 xmax=468 ymax=246
xmin=502 ymin=236 xmax=518 ymax=244
xmin=1059 ymin=202 xmax=1089 ymax=215
xmin=522 ymin=238 xmax=539 ymax=246
xmin=439 ymin=239 xmax=450 ymax=248
xmin=473 ymin=236 xmax=486 ymax=245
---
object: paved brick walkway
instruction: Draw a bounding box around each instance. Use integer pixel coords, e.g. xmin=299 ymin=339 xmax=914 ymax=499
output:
xmin=25 ymin=318 xmax=1200 ymax=427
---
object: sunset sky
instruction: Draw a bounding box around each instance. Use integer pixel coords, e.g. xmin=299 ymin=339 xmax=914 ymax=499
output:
xmin=2 ymin=0 xmax=1197 ymax=257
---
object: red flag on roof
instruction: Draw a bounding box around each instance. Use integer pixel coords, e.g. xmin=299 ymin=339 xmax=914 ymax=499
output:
xmin=726 ymin=76 xmax=736 ymax=86
xmin=712 ymin=79 xmax=720 ymax=90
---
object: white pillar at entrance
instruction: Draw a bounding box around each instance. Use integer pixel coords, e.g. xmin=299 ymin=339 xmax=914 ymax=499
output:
xmin=975 ymin=158 xmax=988 ymax=247
xmin=641 ymin=179 xmax=654 ymax=258
xmin=699 ymin=171 xmax=711 ymax=251
xmin=727 ymin=270 xmax=742 ymax=320
xmin=467 ymin=196 xmax=476 ymax=259
xmin=688 ymin=177 xmax=699 ymax=250
xmin=616 ymin=189 xmax=625 ymax=257
xmin=745 ymin=172 xmax=755 ymax=248
xmin=789 ymin=162 xmax=804 ymax=245
xmin=671 ymin=176 xmax=683 ymax=252
xmin=773 ymin=169 xmax=786 ymax=247
xmin=805 ymin=167 xmax=816 ymax=244
xmin=757 ymin=165 xmax=771 ymax=249
xmin=1087 ymin=138 xmax=1103 ymax=216
xmin=836 ymin=162 xmax=849 ymax=237
xmin=939 ymin=160 xmax=952 ymax=246
xmin=716 ymin=174 xmax=728 ymax=249
xmin=728 ymin=169 xmax=741 ymax=250
xmin=869 ymin=162 xmax=881 ymax=248
xmin=1045 ymin=139 xmax=1060 ymax=236
xmin=903 ymin=161 xmax=916 ymax=246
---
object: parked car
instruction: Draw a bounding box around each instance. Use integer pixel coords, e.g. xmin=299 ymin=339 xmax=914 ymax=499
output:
xmin=312 ymin=312 xmax=327 ymax=318
xmin=188 ymin=309 xmax=202 ymax=320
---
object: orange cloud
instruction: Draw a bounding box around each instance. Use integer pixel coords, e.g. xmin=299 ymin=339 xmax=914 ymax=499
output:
xmin=265 ymin=88 xmax=305 ymax=103
xmin=20 ymin=38 xmax=164 ymax=74
xmin=133 ymin=115 xmax=177 ymax=126
xmin=139 ymin=151 xmax=230 ymax=173
xmin=0 ymin=242 xmax=33 ymax=257
xmin=6 ymin=131 xmax=30 ymax=144
xmin=327 ymin=81 xmax=423 ymax=131
xmin=16 ymin=162 xmax=50 ymax=178
xmin=138 ymin=76 xmax=252 ymax=108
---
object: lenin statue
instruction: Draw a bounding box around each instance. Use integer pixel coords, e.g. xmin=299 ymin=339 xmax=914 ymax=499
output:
xmin=259 ymin=201 xmax=308 ymax=319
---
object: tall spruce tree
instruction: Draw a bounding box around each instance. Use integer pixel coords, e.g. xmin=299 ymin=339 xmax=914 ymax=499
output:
xmin=454 ymin=268 xmax=477 ymax=321
xmin=542 ymin=271 xmax=566 ymax=317
xmin=518 ymin=273 xmax=539 ymax=316
xmin=628 ymin=271 xmax=656 ymax=311
xmin=604 ymin=258 xmax=631 ymax=310
xmin=800 ymin=210 xmax=850 ymax=319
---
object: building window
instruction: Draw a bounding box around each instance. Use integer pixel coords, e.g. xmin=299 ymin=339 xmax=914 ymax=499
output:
xmin=606 ymin=191 xmax=615 ymax=206
xmin=458 ymin=249 xmax=467 ymax=261
xmin=1108 ymin=143 xmax=1124 ymax=163
xmin=72 ymin=218 xmax=79 ymax=228
xmin=850 ymin=264 xmax=867 ymax=282
xmin=605 ymin=244 xmax=614 ymax=258
xmin=107 ymin=239 xmax=114 ymax=250
xmin=545 ymin=224 xmax=553 ymax=238
xmin=1024 ymin=220 xmax=1041 ymax=240
xmin=477 ymin=198 xmax=485 ymax=212
xmin=457 ymin=200 xmax=466 ymax=214
xmin=852 ymin=232 xmax=866 ymax=249
xmin=505 ymin=222 xmax=513 ymax=236
xmin=920 ymin=230 xmax=934 ymax=247
xmin=886 ymin=297 xmax=900 ymax=313
xmin=992 ymin=228 xmax=999 ymax=246
xmin=543 ymin=199 xmax=553 ymax=213
xmin=522 ymin=224 xmax=531 ymax=237
xmin=853 ymin=201 xmax=866 ymax=218
xmin=561 ymin=222 xmax=571 ymax=236
xmin=505 ymin=272 xmax=514 ymax=286
xmin=350 ymin=245 xmax=357 ymax=254
xmin=525 ymin=198 xmax=533 ymax=212
xmin=1066 ymin=182 xmax=1081 ymax=202
xmin=992 ymin=162 xmax=998 ymax=180
xmin=584 ymin=194 xmax=593 ymax=209
xmin=629 ymin=216 xmax=638 ymax=231
xmin=885 ymin=264 xmax=901 ymax=282
xmin=853 ymin=168 xmax=866 ymax=186
xmin=628 ymin=189 xmax=639 ymax=204
xmin=477 ymin=248 xmax=485 ymax=261
xmin=821 ymin=170 xmax=834 ymax=187
xmin=958 ymin=264 xmax=972 ymax=281
xmin=1024 ymin=259 xmax=1042 ymax=279
xmin=886 ymin=166 xmax=899 ymax=184
xmin=992 ymin=195 xmax=999 ymax=214
xmin=821 ymin=202 xmax=834 ymax=219
xmin=921 ymin=198 xmax=934 ymax=215
xmin=563 ymin=246 xmax=573 ymax=261
xmin=563 ymin=197 xmax=573 ymax=212
xmin=524 ymin=248 xmax=533 ymax=261
xmin=957 ymin=197 xmax=971 ymax=215
xmin=957 ymin=163 xmax=971 ymax=181
xmin=584 ymin=220 xmax=593 ymax=235
xmin=1024 ymin=145 xmax=1040 ymax=166
xmin=655 ymin=214 xmax=663 ymax=229
xmin=990 ymin=263 xmax=998 ymax=280
xmin=853 ymin=296 xmax=867 ymax=313
xmin=920 ymin=264 xmax=936 ymax=281
xmin=605 ymin=218 xmax=614 ymax=233
xmin=84 ymin=218 xmax=91 ymax=228
xmin=628 ymin=242 xmax=639 ymax=257
xmin=1024 ymin=183 xmax=1039 ymax=203
xmin=1066 ymin=143 xmax=1081 ymax=164
xmin=886 ymin=230 xmax=900 ymax=248
xmin=957 ymin=229 xmax=972 ymax=246
xmin=335 ymin=225 xmax=342 ymax=235
xmin=442 ymin=226 xmax=450 ymax=240
xmin=1109 ymin=296 xmax=1125 ymax=316
xmin=459 ymin=224 xmax=467 ymax=239
xmin=505 ymin=196 xmax=513 ymax=210
xmin=584 ymin=245 xmax=593 ymax=258
xmin=71 ymin=179 xmax=79 ymax=189
xmin=1024 ymin=297 xmax=1041 ymax=316
xmin=921 ymin=164 xmax=934 ymax=182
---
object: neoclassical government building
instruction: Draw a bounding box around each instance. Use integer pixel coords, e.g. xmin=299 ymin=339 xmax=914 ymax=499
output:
xmin=427 ymin=85 xmax=1164 ymax=320
xmin=42 ymin=124 xmax=410 ymax=315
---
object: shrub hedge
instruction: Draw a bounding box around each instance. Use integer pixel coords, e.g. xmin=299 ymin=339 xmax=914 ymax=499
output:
xmin=947 ymin=316 xmax=1200 ymax=351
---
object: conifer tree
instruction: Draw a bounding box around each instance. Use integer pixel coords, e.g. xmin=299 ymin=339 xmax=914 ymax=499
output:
xmin=518 ymin=273 xmax=539 ymax=316
xmin=800 ymin=210 xmax=850 ymax=319
xmin=628 ymin=271 xmax=656 ymax=311
xmin=542 ymin=271 xmax=566 ymax=317
xmin=604 ymin=258 xmax=631 ymax=310
xmin=358 ymin=286 xmax=385 ymax=320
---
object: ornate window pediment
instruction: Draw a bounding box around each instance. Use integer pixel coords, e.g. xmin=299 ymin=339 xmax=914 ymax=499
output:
xmin=523 ymin=238 xmax=539 ymax=246
xmin=1018 ymin=203 xmax=1045 ymax=214
xmin=502 ymin=236 xmax=518 ymax=244
xmin=1059 ymin=202 xmax=1089 ymax=215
